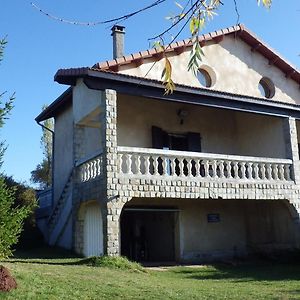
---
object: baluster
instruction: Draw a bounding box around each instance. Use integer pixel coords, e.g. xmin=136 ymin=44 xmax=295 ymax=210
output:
xmin=233 ymin=161 xmax=239 ymax=179
xmin=96 ymin=159 xmax=99 ymax=177
xmin=203 ymin=160 xmax=210 ymax=178
xmin=266 ymin=163 xmax=272 ymax=180
xmin=284 ymin=164 xmax=291 ymax=181
xmin=278 ymin=164 xmax=285 ymax=181
xmin=272 ymin=164 xmax=279 ymax=180
xmin=162 ymin=156 xmax=168 ymax=176
xmin=126 ymin=154 xmax=132 ymax=174
xmin=246 ymin=162 xmax=253 ymax=179
xmin=170 ymin=157 xmax=176 ymax=176
xmin=144 ymin=155 xmax=150 ymax=175
xmin=195 ymin=159 xmax=200 ymax=177
xmin=240 ymin=162 xmax=246 ymax=179
xmin=92 ymin=160 xmax=96 ymax=179
xmin=260 ymin=163 xmax=266 ymax=180
xmin=136 ymin=154 xmax=141 ymax=175
xmin=83 ymin=164 xmax=87 ymax=182
xmin=252 ymin=163 xmax=259 ymax=179
xmin=119 ymin=154 xmax=123 ymax=174
xmin=225 ymin=161 xmax=232 ymax=179
xmin=179 ymin=158 xmax=184 ymax=177
xmin=212 ymin=160 xmax=217 ymax=178
xmin=87 ymin=162 xmax=91 ymax=181
xmin=187 ymin=158 xmax=192 ymax=177
xmin=153 ymin=155 xmax=159 ymax=176
xmin=219 ymin=160 xmax=225 ymax=178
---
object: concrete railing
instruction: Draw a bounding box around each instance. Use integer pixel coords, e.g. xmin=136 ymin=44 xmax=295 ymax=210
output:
xmin=76 ymin=151 xmax=104 ymax=183
xmin=117 ymin=146 xmax=293 ymax=182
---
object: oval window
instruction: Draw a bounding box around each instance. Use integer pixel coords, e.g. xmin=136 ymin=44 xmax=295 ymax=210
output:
xmin=258 ymin=77 xmax=275 ymax=99
xmin=197 ymin=68 xmax=212 ymax=88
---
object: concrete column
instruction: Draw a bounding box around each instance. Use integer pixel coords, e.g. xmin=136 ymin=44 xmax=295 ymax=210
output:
xmin=283 ymin=117 xmax=300 ymax=183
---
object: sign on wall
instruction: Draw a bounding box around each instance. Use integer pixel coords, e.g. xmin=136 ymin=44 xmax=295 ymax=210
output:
xmin=207 ymin=213 xmax=220 ymax=223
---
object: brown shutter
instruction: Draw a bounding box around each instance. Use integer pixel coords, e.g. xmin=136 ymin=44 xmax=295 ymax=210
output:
xmin=187 ymin=132 xmax=201 ymax=152
xmin=152 ymin=126 xmax=165 ymax=149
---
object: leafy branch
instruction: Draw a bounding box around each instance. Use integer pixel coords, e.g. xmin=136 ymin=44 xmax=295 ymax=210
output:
xmin=31 ymin=0 xmax=273 ymax=94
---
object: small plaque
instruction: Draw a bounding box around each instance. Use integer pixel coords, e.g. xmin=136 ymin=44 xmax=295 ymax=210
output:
xmin=207 ymin=213 xmax=220 ymax=223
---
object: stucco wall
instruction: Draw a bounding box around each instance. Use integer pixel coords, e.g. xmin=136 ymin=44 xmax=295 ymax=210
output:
xmin=82 ymin=127 xmax=102 ymax=159
xmin=117 ymin=95 xmax=237 ymax=154
xmin=235 ymin=112 xmax=286 ymax=158
xmin=119 ymin=37 xmax=299 ymax=104
xmin=117 ymin=94 xmax=286 ymax=158
xmin=73 ymin=79 xmax=102 ymax=124
xmin=54 ymin=105 xmax=73 ymax=204
xmin=124 ymin=198 xmax=295 ymax=262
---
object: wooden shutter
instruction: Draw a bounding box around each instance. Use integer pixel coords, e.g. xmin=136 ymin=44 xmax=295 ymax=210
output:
xmin=187 ymin=132 xmax=201 ymax=152
xmin=152 ymin=126 xmax=165 ymax=149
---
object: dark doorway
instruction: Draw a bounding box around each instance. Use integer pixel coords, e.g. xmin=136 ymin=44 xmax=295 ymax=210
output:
xmin=121 ymin=208 xmax=176 ymax=262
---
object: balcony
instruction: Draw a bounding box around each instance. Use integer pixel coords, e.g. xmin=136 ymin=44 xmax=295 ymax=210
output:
xmin=75 ymin=146 xmax=296 ymax=202
xmin=117 ymin=147 xmax=293 ymax=183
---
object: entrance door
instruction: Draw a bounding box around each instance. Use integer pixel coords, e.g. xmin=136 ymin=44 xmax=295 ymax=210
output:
xmin=121 ymin=209 xmax=176 ymax=262
xmin=83 ymin=202 xmax=103 ymax=257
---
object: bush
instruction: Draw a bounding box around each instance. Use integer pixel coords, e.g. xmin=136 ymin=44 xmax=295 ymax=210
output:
xmin=80 ymin=256 xmax=145 ymax=272
xmin=0 ymin=178 xmax=31 ymax=259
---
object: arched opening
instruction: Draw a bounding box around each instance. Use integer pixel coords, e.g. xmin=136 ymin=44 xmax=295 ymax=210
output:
xmin=83 ymin=201 xmax=104 ymax=257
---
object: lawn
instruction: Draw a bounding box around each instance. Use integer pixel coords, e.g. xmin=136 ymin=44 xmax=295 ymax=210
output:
xmin=1 ymin=248 xmax=300 ymax=299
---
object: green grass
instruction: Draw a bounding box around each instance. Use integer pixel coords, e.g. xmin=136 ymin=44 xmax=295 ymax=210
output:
xmin=1 ymin=247 xmax=300 ymax=299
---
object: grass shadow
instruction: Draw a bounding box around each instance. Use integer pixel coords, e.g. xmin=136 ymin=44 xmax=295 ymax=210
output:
xmin=171 ymin=261 xmax=300 ymax=282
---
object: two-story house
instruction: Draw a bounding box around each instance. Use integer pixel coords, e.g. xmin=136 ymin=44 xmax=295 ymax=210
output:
xmin=36 ymin=24 xmax=300 ymax=263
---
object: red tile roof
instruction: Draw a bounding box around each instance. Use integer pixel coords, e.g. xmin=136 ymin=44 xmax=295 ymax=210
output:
xmin=93 ymin=24 xmax=300 ymax=85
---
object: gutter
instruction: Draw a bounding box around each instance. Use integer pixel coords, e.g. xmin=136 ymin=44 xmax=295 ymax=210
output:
xmin=36 ymin=120 xmax=55 ymax=208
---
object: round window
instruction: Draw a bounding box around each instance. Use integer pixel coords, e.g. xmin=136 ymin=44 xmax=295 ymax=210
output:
xmin=258 ymin=77 xmax=275 ymax=99
xmin=197 ymin=68 xmax=212 ymax=88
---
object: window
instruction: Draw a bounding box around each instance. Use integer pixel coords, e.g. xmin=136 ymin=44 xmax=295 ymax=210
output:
xmin=258 ymin=77 xmax=275 ymax=99
xmin=197 ymin=69 xmax=212 ymax=87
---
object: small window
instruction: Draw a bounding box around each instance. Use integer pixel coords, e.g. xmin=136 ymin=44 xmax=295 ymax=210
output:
xmin=197 ymin=68 xmax=212 ymax=88
xmin=258 ymin=77 xmax=275 ymax=99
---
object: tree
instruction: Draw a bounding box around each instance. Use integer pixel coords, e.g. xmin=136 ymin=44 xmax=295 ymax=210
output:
xmin=31 ymin=105 xmax=53 ymax=189
xmin=3 ymin=176 xmax=40 ymax=250
xmin=0 ymin=38 xmax=31 ymax=259
xmin=31 ymin=0 xmax=272 ymax=93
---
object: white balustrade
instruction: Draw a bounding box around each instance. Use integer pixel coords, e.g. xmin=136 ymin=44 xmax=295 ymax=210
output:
xmin=117 ymin=146 xmax=293 ymax=183
xmin=77 ymin=154 xmax=103 ymax=183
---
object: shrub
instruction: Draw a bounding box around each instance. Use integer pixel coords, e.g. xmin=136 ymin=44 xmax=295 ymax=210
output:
xmin=0 ymin=178 xmax=31 ymax=259
xmin=80 ymin=256 xmax=145 ymax=272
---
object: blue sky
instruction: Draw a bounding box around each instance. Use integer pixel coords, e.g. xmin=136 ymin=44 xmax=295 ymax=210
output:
xmin=1 ymin=0 xmax=300 ymax=185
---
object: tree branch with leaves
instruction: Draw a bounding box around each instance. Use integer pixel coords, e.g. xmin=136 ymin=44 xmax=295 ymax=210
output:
xmin=31 ymin=0 xmax=272 ymax=94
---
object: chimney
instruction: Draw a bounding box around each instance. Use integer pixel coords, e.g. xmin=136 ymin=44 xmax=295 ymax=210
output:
xmin=111 ymin=25 xmax=125 ymax=59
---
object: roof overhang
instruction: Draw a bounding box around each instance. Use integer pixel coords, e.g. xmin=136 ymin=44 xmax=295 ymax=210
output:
xmin=37 ymin=67 xmax=300 ymax=122
xmin=54 ymin=67 xmax=300 ymax=119
xmin=35 ymin=87 xmax=72 ymax=122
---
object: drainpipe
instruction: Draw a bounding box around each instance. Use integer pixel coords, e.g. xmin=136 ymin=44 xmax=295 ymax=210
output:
xmin=36 ymin=121 xmax=55 ymax=208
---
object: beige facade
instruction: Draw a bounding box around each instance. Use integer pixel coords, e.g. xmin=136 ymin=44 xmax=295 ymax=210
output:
xmin=120 ymin=37 xmax=300 ymax=104
xmin=39 ymin=26 xmax=300 ymax=263
xmin=117 ymin=94 xmax=286 ymax=158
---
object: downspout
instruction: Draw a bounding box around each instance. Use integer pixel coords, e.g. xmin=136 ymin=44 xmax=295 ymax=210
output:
xmin=36 ymin=121 xmax=55 ymax=208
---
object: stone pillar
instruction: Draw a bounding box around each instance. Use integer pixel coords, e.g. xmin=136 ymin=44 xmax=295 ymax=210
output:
xmin=283 ymin=117 xmax=300 ymax=184
xmin=100 ymin=89 xmax=123 ymax=256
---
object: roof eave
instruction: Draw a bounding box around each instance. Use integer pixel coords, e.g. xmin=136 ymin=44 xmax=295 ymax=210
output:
xmin=35 ymin=87 xmax=72 ymax=122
